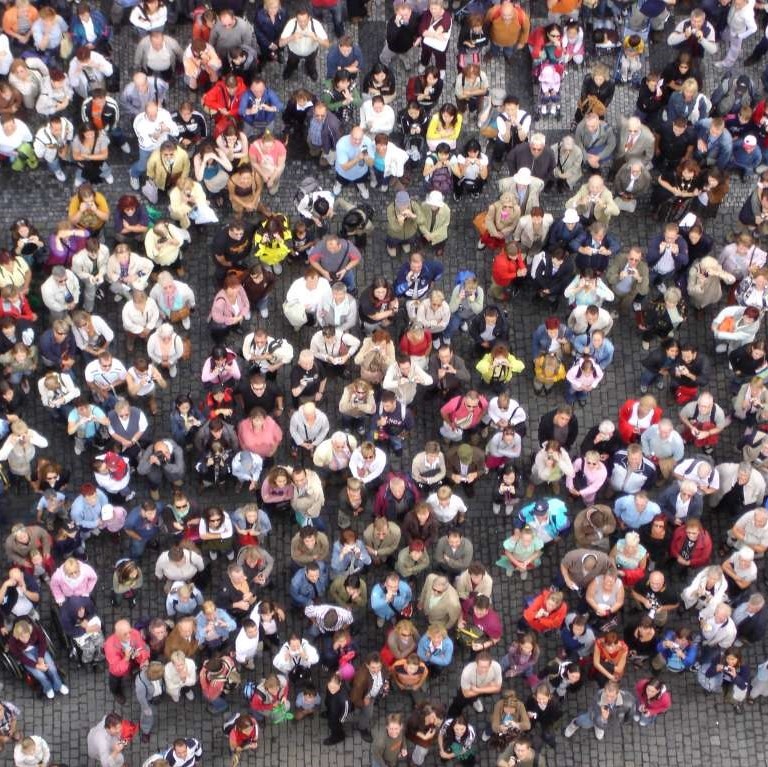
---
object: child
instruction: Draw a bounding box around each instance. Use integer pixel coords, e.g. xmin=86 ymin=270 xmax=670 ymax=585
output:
xmin=456 ymin=13 xmax=488 ymax=70
xmin=294 ymin=684 xmax=321 ymax=720
xmin=562 ymin=21 xmax=585 ymax=66
xmin=538 ymin=61 xmax=563 ymax=117
xmin=497 ymin=525 xmax=544 ymax=578
xmin=492 ymin=464 xmax=522 ymax=517
xmin=291 ymin=220 xmax=314 ymax=263
xmin=618 ymin=34 xmax=644 ymax=87
xmin=0 ymin=341 xmax=37 ymax=394
xmin=253 ymin=214 xmax=293 ymax=276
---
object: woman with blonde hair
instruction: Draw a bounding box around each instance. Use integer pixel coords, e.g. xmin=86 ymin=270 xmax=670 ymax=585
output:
xmin=169 ymin=176 xmax=218 ymax=229
xmin=566 ymin=449 xmax=608 ymax=505
xmin=381 ymin=618 xmax=421 ymax=667
xmin=144 ymin=219 xmax=190 ymax=276
xmin=339 ymin=378 xmax=376 ymax=432
xmin=7 ymin=619 xmax=67 ymax=700
xmin=610 ymin=530 xmax=648 ymax=587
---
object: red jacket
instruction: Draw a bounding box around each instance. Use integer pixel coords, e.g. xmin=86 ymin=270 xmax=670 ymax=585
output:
xmin=617 ymin=399 xmax=663 ymax=444
xmin=399 ymin=331 xmax=432 ymax=358
xmin=635 ymin=678 xmax=672 ymax=716
xmin=522 ymin=590 xmax=567 ymax=632
xmin=202 ymin=78 xmax=247 ymax=134
xmin=669 ymin=524 xmax=713 ymax=568
xmin=0 ymin=295 xmax=35 ymax=321
xmin=104 ymin=628 xmax=150 ymax=677
xmin=492 ymin=249 xmax=526 ymax=287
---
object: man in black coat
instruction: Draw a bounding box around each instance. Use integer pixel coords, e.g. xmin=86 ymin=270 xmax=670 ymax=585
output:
xmin=537 ymin=407 xmax=579 ymax=450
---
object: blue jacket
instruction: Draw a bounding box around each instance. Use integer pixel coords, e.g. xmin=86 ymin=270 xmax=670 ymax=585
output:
xmin=290 ymin=564 xmax=329 ymax=607
xmin=531 ymin=322 xmax=568 ymax=360
xmin=655 ymin=630 xmax=698 ymax=671
xmin=326 ymin=44 xmax=364 ymax=77
xmin=70 ymin=9 xmax=111 ymax=49
xmin=515 ymin=498 xmax=570 ymax=539
xmin=370 ymin=580 xmax=412 ymax=620
xmin=394 ymin=260 xmax=444 ymax=298
xmin=238 ymin=87 xmax=284 ymax=127
xmin=417 ymin=634 xmax=454 ymax=666
xmin=70 ymin=489 xmax=109 ymax=530
xmin=645 ymin=234 xmax=689 ymax=274
xmin=656 ymin=481 xmax=703 ymax=522
xmin=195 ymin=608 xmax=237 ymax=643
xmin=547 ymin=219 xmax=584 ymax=252
xmin=574 ymin=336 xmax=614 ymax=367
xmin=694 ymin=120 xmax=733 ymax=170
xmin=729 ymin=140 xmax=762 ymax=175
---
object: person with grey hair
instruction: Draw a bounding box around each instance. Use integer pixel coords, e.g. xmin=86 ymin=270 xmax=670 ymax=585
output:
xmin=551 ymin=135 xmax=583 ymax=192
xmin=657 ymin=479 xmax=703 ymax=526
xmin=639 ymin=418 xmax=685 ymax=481
xmin=289 ymin=402 xmax=330 ymax=463
xmin=135 ymin=661 xmax=166 ymax=742
xmin=709 ymin=461 xmax=766 ymax=517
xmin=727 ymin=507 xmax=768 ymax=557
xmin=40 ymin=265 xmax=81 ymax=320
xmin=509 ymin=132 xmax=555 ymax=185
xmin=137 ymin=438 xmax=185 ymax=500
xmin=147 ymin=323 xmax=185 ymax=379
xmin=317 ymin=281 xmax=359 ymax=332
xmin=697 ymin=602 xmax=736 ymax=668
xmin=734 ymin=592 xmax=767 ymax=644
xmin=309 ymin=324 xmax=361 ymax=378
xmin=722 ymin=546 xmax=758 ymax=605
xmin=149 ymin=271 xmax=196 ymax=331
xmin=613 ymin=161 xmax=652 ymax=213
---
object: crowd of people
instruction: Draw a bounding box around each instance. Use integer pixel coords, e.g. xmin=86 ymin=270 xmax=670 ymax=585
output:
xmin=2 ymin=0 xmax=768 ymax=764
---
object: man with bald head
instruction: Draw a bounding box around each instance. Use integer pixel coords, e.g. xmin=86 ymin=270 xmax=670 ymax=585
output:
xmin=333 ymin=125 xmax=375 ymax=199
xmin=611 ymin=117 xmax=655 ymax=176
xmin=104 ymin=618 xmax=150 ymax=705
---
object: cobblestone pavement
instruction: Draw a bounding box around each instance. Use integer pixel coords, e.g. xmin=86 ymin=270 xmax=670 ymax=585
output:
xmin=0 ymin=1 xmax=767 ymax=766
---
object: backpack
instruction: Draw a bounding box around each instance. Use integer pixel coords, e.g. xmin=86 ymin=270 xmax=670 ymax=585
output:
xmin=427 ymin=156 xmax=453 ymax=196
xmin=711 ymin=74 xmax=755 ymax=117
xmin=222 ymin=712 xmax=240 ymax=735
xmin=293 ymin=176 xmax=322 ymax=212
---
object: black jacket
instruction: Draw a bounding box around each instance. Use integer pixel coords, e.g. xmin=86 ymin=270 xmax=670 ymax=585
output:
xmin=538 ymin=409 xmax=579 ymax=450
xmin=469 ymin=306 xmax=509 ymax=347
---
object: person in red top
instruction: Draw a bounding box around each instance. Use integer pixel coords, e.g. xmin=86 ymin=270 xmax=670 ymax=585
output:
xmin=458 ymin=594 xmax=502 ymax=652
xmin=519 ymin=589 xmax=567 ymax=633
xmin=634 ymin=677 xmax=671 ymax=725
xmin=617 ymin=395 xmax=662 ymax=444
xmin=669 ymin=518 xmax=713 ymax=573
xmin=227 ymin=713 xmax=259 ymax=758
xmin=592 ymin=631 xmax=629 ymax=686
xmin=490 ymin=245 xmax=527 ymax=301
xmin=399 ymin=322 xmax=433 ymax=364
xmin=104 ymin=618 xmax=150 ymax=705
xmin=0 ymin=285 xmax=37 ymax=323
xmin=202 ymin=74 xmax=247 ymax=136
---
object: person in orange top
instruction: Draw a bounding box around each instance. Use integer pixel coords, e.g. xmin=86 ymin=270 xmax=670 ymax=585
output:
xmin=592 ymin=631 xmax=629 ymax=686
xmin=490 ymin=244 xmax=527 ymax=301
xmin=546 ymin=0 xmax=582 ymax=23
xmin=2 ymin=0 xmax=39 ymax=48
xmin=519 ymin=589 xmax=567 ymax=632
xmin=485 ymin=0 xmax=530 ymax=60
xmin=202 ymin=74 xmax=247 ymax=136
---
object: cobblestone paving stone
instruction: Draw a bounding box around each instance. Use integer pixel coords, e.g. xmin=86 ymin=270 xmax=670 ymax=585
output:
xmin=0 ymin=0 xmax=766 ymax=765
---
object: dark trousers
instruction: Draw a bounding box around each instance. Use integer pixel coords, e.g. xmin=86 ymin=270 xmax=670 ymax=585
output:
xmin=109 ymin=672 xmax=130 ymax=699
xmin=284 ymin=50 xmax=318 ymax=78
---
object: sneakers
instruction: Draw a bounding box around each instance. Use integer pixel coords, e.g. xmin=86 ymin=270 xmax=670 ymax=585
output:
xmin=332 ymin=181 xmax=342 ymax=196
xmin=272 ymin=263 xmax=283 ymax=275
xmin=54 ymin=168 xmax=66 ymax=182
xmin=380 ymin=184 xmax=389 ymax=193
xmin=472 ymin=698 xmax=484 ymax=713
xmin=481 ymin=731 xmax=491 ymax=742
xmin=369 ymin=176 xmax=378 ymax=189
xmin=715 ymin=343 xmax=727 ymax=354
xmin=120 ymin=142 xmax=132 ymax=154
xmin=169 ymin=364 xmax=178 ymax=378
xmin=259 ymin=307 xmax=269 ymax=318
xmin=563 ymin=722 xmax=578 ymax=738
xmin=656 ymin=379 xmax=666 ymax=390
xmin=129 ymin=175 xmax=140 ymax=191
xmin=45 ymin=690 xmax=55 ymax=700
xmin=594 ymin=727 xmax=605 ymax=740
xmin=477 ymin=238 xmax=486 ymax=251
xmin=103 ymin=173 xmax=114 ymax=184
xmin=376 ymin=616 xmax=384 ymax=628
xmin=209 ymin=551 xmax=218 ymax=561
xmin=492 ymin=503 xmax=501 ymax=515
xmin=182 ymin=317 xmax=191 ymax=330
xmin=639 ymin=385 xmax=648 ymax=394
xmin=74 ymin=439 xmax=84 ymax=456
xmin=519 ymin=570 xmax=529 ymax=581
xmin=461 ymin=321 xmax=469 ymax=332
xmin=185 ymin=689 xmax=195 ymax=701
xmin=357 ymin=182 xmax=370 ymax=200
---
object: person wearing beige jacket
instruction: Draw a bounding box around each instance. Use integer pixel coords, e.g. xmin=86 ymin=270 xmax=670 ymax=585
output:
xmin=566 ymin=175 xmax=620 ymax=226
xmin=418 ymin=573 xmax=462 ymax=629
xmin=687 ymin=256 xmax=736 ymax=310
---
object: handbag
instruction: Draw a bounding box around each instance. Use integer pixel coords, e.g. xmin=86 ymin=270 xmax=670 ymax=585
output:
xmin=472 ymin=210 xmax=488 ymax=236
xmin=59 ymin=33 xmax=74 ymax=60
xmin=674 ymin=385 xmax=698 ymax=405
xmin=169 ymin=306 xmax=191 ymax=323
xmin=142 ymin=179 xmax=159 ymax=204
xmin=181 ymin=337 xmax=192 ymax=361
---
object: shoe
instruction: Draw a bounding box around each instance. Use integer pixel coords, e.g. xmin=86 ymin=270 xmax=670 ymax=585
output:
xmin=124 ymin=490 xmax=136 ymax=502
xmin=74 ymin=441 xmax=84 ymax=456
xmin=272 ymin=262 xmax=283 ymax=275
xmin=472 ymin=699 xmax=484 ymax=713
xmin=141 ymin=733 xmax=150 ymax=744
xmin=492 ymin=503 xmax=500 ymax=515
xmin=333 ymin=182 xmax=342 ymax=196
xmin=461 ymin=321 xmax=468 ymax=332
xmin=114 ymin=693 xmax=126 ymax=705
xmin=113 ymin=293 xmax=123 ymax=302
xmin=259 ymin=307 xmax=269 ymax=318
xmin=563 ymin=722 xmax=578 ymax=738
xmin=715 ymin=343 xmax=727 ymax=353
xmin=59 ymin=684 xmax=69 ymax=695
xmin=226 ymin=551 xmax=235 ymax=560
xmin=54 ymin=169 xmax=66 ymax=182
xmin=209 ymin=551 xmax=218 ymax=561
xmin=639 ymin=385 xmax=648 ymax=394
xmin=103 ymin=173 xmax=114 ymax=184
xmin=357 ymin=183 xmax=370 ymax=200
xmin=185 ymin=689 xmax=195 ymax=701
xmin=45 ymin=690 xmax=55 ymax=700
xmin=481 ymin=731 xmax=491 ymax=742
xmin=129 ymin=176 xmax=140 ymax=191
xmin=690 ymin=662 xmax=701 ymax=672
xmin=380 ymin=185 xmax=389 ymax=193
xmin=641 ymin=340 xmax=650 ymax=351
xmin=120 ymin=142 xmax=132 ymax=154
xmin=182 ymin=316 xmax=191 ymax=330
xmin=369 ymin=176 xmax=378 ymax=189
xmin=594 ymin=728 xmax=605 ymax=740
xmin=358 ymin=729 xmax=373 ymax=743
xmin=376 ymin=617 xmax=384 ymax=628
xmin=633 ymin=713 xmax=640 ymax=722
xmin=713 ymin=60 xmax=728 ymax=68
xmin=323 ymin=737 xmax=344 ymax=745
xmin=149 ymin=488 xmax=160 ymax=501
xmin=476 ymin=238 xmax=486 ymax=251
xmin=519 ymin=570 xmax=528 ymax=580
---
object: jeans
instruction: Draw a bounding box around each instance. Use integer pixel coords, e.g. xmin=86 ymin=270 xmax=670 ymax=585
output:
xmin=442 ymin=312 xmax=467 ymax=341
xmin=640 ymin=368 xmax=659 ymax=387
xmin=75 ymin=162 xmax=112 ymax=186
xmin=27 ymin=652 xmax=63 ymax=694
xmin=207 ymin=694 xmax=229 ymax=713
xmin=490 ymin=42 xmax=517 ymax=59
xmin=130 ymin=148 xmax=152 ymax=180
xmin=312 ymin=3 xmax=344 ymax=36
xmin=565 ymin=384 xmax=588 ymax=404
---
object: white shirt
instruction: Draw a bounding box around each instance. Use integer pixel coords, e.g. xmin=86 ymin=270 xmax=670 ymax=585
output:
xmin=133 ymin=107 xmax=178 ymax=151
xmin=280 ymin=16 xmax=328 ymax=57
xmin=122 ymin=298 xmax=161 ymax=334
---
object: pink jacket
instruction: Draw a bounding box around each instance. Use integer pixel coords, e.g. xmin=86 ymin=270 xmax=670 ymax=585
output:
xmin=50 ymin=563 xmax=98 ymax=604
xmin=237 ymin=416 xmax=283 ymax=457
xmin=208 ymin=286 xmax=251 ymax=325
xmin=566 ymin=456 xmax=608 ymax=502
xmin=440 ymin=395 xmax=488 ymax=430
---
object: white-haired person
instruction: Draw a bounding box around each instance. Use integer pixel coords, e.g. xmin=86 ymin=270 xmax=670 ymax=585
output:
xmin=147 ymin=323 xmax=185 ymax=379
